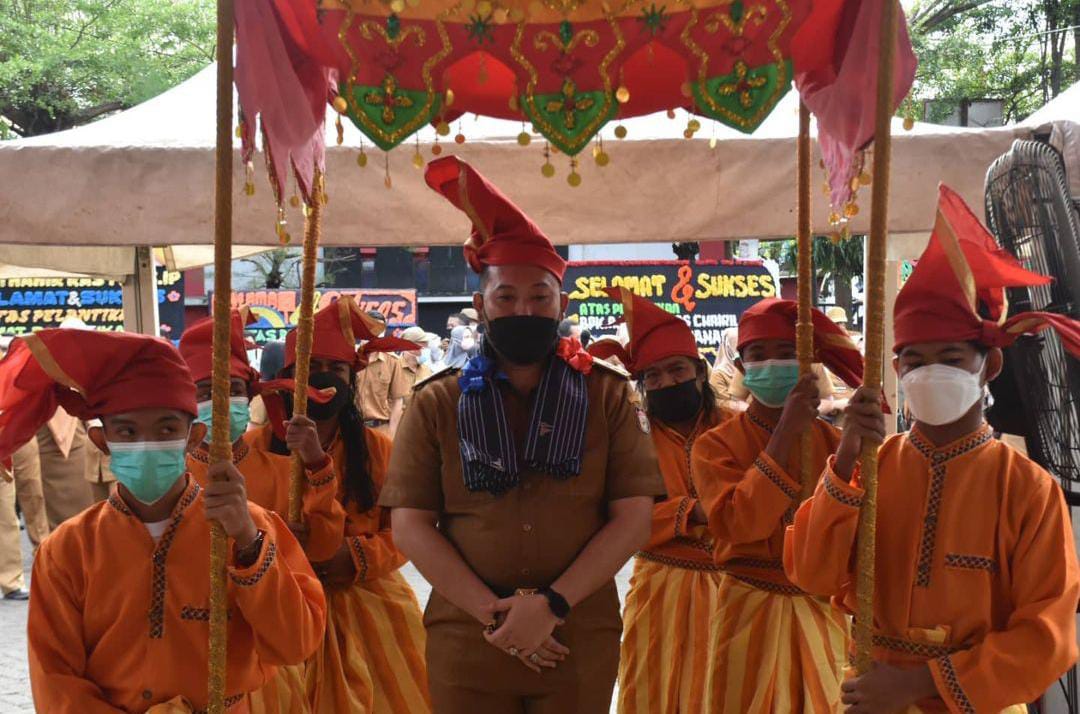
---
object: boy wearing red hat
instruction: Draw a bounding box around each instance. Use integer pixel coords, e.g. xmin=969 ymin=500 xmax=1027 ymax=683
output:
xmin=785 ymin=185 xmax=1080 ymax=713
xmin=0 ymin=329 xmax=325 ymax=712
xmin=596 ymin=288 xmax=728 ymax=714
xmin=179 ymin=308 xmax=347 ymax=713
xmin=273 ymin=296 xmax=430 ymax=713
xmin=381 ymin=157 xmax=663 ymax=713
xmin=691 ymin=297 xmax=865 ymax=712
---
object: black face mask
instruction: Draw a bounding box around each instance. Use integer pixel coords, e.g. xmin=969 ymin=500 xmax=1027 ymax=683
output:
xmin=485 ymin=315 xmax=559 ymax=365
xmin=647 ymin=379 xmax=703 ymax=425
xmin=293 ymin=372 xmax=351 ymax=422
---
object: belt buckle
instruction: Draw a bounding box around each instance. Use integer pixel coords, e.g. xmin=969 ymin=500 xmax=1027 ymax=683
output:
xmin=514 ymin=587 xmax=538 ymax=597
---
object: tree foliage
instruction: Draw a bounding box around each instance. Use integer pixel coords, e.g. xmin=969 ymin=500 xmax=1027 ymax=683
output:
xmin=0 ymin=0 xmax=215 ymax=138
xmin=908 ymin=0 xmax=1079 ymax=123
xmin=760 ymin=236 xmax=864 ymax=314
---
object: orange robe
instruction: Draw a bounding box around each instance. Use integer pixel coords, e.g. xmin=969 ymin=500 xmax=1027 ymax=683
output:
xmin=187 ymin=425 xmax=346 ymax=713
xmin=618 ymin=407 xmax=726 ymax=714
xmin=692 ymin=410 xmax=848 ymax=713
xmin=305 ymin=428 xmax=429 ymax=714
xmin=188 ymin=425 xmax=347 ymax=562
xmin=28 ymin=477 xmax=326 ymax=713
xmin=785 ymin=424 xmax=1080 ymax=713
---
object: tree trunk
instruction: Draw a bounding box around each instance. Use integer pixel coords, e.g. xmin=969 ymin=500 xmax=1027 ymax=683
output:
xmin=835 ymin=274 xmax=854 ymax=318
xmin=1074 ymin=0 xmax=1080 ymax=82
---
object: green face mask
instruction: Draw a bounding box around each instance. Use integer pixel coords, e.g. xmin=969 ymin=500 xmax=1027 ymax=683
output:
xmin=196 ymin=397 xmax=251 ymax=443
xmin=107 ymin=438 xmax=189 ymax=505
xmin=742 ymin=359 xmax=800 ymax=407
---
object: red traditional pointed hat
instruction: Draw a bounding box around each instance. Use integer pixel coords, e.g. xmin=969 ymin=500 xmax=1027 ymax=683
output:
xmin=284 ymin=295 xmax=386 ymax=370
xmin=356 ymin=336 xmax=423 ymax=370
xmin=737 ymin=298 xmax=865 ymax=389
xmin=425 ymin=156 xmax=566 ymax=280
xmin=179 ymin=307 xmax=259 ymax=384
xmin=604 ymin=287 xmax=699 ymax=373
xmin=586 ymin=336 xmax=632 ymax=369
xmin=894 ymin=184 xmax=1080 ymax=356
xmin=0 ymin=330 xmax=197 ymax=461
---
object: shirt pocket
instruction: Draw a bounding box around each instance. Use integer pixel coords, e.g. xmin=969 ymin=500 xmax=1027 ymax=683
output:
xmin=943 ymin=553 xmax=998 ymax=574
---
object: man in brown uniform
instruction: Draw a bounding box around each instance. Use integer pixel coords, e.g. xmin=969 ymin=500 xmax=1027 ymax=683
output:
xmin=399 ymin=326 xmax=434 ymax=411
xmin=83 ymin=420 xmax=116 ymax=502
xmin=382 ymin=157 xmax=663 ymax=713
xmin=36 ymin=408 xmax=94 ymax=529
xmin=355 ymin=313 xmax=412 ymax=437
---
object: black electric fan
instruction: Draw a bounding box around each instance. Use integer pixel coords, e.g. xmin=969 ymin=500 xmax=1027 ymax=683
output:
xmin=985 ymin=137 xmax=1080 ymax=713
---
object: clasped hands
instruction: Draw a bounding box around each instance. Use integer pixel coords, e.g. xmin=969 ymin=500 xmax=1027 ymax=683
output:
xmin=481 ymin=593 xmax=570 ymax=673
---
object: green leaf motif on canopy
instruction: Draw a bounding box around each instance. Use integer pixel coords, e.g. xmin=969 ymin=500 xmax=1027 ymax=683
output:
xmin=521 ymin=79 xmax=619 ymax=154
xmin=345 ymin=76 xmax=445 ymax=152
xmin=693 ymin=59 xmax=791 ymax=133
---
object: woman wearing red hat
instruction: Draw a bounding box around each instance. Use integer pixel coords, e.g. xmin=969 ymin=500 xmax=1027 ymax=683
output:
xmin=179 ymin=307 xmax=347 ymax=713
xmin=2 ymin=329 xmax=325 ymax=712
xmin=273 ymin=296 xmax=430 ymax=714
xmin=596 ymin=288 xmax=729 ymax=714
xmin=786 ymin=185 xmax=1080 ymax=713
xmin=692 ymin=297 xmax=866 ymax=712
xmin=382 ymin=157 xmax=663 ymax=712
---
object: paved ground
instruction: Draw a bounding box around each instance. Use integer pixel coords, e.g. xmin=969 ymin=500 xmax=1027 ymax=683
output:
xmin=0 ymin=528 xmax=634 ymax=713
xmin=0 ymin=531 xmax=33 ymax=713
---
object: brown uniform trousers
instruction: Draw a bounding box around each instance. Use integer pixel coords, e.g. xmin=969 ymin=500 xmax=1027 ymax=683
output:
xmin=37 ymin=416 xmax=94 ymax=530
xmin=1 ymin=439 xmax=49 ymax=593
xmin=381 ymin=361 xmax=664 ymax=713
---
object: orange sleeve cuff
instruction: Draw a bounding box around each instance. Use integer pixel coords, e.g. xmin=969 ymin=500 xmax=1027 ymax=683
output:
xmin=304 ymin=455 xmax=335 ymax=488
xmin=753 ymin=451 xmax=801 ymax=501
xmin=823 ymin=456 xmax=865 ymax=509
xmin=228 ymin=535 xmax=276 ymax=588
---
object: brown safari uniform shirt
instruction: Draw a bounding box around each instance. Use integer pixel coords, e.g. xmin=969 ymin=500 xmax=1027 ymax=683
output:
xmin=380 ymin=360 xmax=664 ymax=706
xmin=355 ymin=352 xmax=412 ymax=426
xmin=401 ymin=356 xmax=433 ymax=411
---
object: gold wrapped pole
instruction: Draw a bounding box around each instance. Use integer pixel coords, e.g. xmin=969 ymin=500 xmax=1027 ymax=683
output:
xmin=287 ymin=175 xmax=323 ymax=523
xmin=207 ymin=0 xmax=235 ymax=708
xmin=796 ymin=102 xmax=814 ymax=500
xmin=854 ymin=0 xmax=900 ymax=676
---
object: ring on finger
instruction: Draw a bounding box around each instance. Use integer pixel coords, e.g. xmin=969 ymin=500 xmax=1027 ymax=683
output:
xmin=529 ymin=653 xmax=541 ymax=664
xmin=507 ymin=646 xmax=519 ymax=657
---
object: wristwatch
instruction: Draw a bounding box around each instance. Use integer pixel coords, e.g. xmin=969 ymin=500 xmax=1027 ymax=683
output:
xmin=538 ymin=587 xmax=571 ymax=619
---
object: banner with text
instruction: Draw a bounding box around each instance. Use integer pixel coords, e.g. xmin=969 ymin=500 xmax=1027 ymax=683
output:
xmin=229 ymin=288 xmax=418 ymax=344
xmin=565 ymin=260 xmax=777 ymax=357
xmin=0 ymin=268 xmax=185 ymax=339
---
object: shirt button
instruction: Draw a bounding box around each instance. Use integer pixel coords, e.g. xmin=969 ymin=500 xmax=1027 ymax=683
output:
xmin=142 ymin=690 xmax=153 ymax=701
xmin=521 ymin=568 xmax=530 ymax=576
xmin=522 ymin=523 xmax=533 ymax=532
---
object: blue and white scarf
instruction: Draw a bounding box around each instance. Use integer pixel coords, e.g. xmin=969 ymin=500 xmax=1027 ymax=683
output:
xmin=457 ymin=341 xmax=590 ymax=496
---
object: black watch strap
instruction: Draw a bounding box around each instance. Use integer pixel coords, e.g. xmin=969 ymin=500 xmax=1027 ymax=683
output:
xmin=539 ymin=587 xmax=571 ymax=619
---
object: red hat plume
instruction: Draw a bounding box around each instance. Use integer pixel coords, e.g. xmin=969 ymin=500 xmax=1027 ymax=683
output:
xmin=424 ymin=156 xmax=566 ymax=281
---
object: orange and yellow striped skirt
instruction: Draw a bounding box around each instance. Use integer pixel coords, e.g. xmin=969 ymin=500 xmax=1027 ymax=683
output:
xmin=705 ymin=574 xmax=849 ymax=713
xmin=249 ymin=664 xmax=308 ymax=713
xmin=305 ymin=569 xmax=430 ymax=714
xmin=617 ymin=556 xmax=722 ymax=714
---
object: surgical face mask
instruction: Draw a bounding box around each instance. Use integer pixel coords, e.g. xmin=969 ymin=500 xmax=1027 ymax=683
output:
xmin=460 ymin=334 xmax=477 ymax=353
xmin=107 ymin=438 xmax=190 ymax=505
xmin=742 ymin=359 xmax=800 ymax=408
xmin=901 ymin=359 xmax=985 ymax=426
xmin=418 ymin=349 xmax=431 ymax=365
xmin=196 ymin=396 xmax=250 ymax=443
xmin=647 ymin=379 xmax=703 ymax=424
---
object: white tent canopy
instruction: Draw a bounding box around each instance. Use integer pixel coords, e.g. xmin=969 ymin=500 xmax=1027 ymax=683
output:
xmin=1023 ymin=81 xmax=1080 ymax=199
xmin=2 ymin=63 xmax=1065 ymax=251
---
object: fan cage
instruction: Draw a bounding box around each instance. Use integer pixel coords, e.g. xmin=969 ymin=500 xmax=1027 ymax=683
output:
xmin=985 ymin=139 xmax=1080 ymax=501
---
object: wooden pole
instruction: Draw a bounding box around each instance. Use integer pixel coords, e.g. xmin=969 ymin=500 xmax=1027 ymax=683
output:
xmin=854 ymin=0 xmax=900 ymax=675
xmin=207 ymin=0 xmax=234 ymax=708
xmin=288 ymin=175 xmax=323 ymax=523
xmin=796 ymin=102 xmax=814 ymax=500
